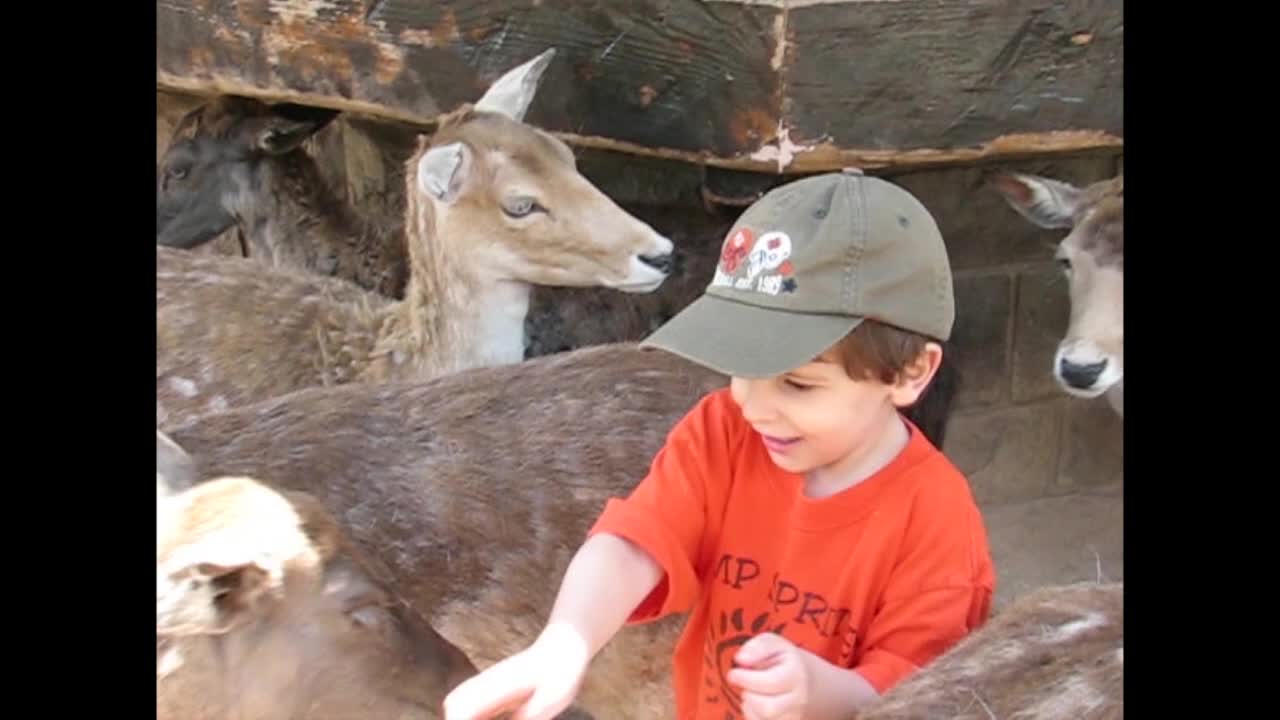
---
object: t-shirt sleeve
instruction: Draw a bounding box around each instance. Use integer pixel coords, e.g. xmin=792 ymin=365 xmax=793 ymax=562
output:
xmin=853 ymin=467 xmax=996 ymax=695
xmin=588 ymin=390 xmax=735 ymax=623
xmin=854 ymin=584 xmax=993 ymax=694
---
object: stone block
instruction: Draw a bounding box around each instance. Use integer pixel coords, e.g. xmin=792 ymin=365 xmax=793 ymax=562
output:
xmin=949 ymin=272 xmax=1012 ymax=408
xmin=1012 ymin=265 xmax=1071 ymax=403
xmin=942 ymin=401 xmax=1062 ymax=506
xmin=1056 ymin=397 xmax=1124 ymax=491
xmin=886 ymin=154 xmax=1120 ymax=271
xmin=981 ymin=491 xmax=1124 ymax=611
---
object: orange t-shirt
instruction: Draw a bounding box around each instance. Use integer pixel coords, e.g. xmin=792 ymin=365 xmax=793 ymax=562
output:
xmin=589 ymin=388 xmax=995 ymax=720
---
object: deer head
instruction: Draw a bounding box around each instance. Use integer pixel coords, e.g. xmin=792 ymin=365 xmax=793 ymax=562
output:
xmin=992 ymin=172 xmax=1123 ymax=414
xmin=409 ymin=49 xmax=675 ymax=294
xmin=157 ymin=476 xmax=477 ymax=718
xmin=156 ymin=97 xmax=337 ymax=250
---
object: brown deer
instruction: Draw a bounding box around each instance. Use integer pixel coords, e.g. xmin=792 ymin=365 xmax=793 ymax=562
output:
xmin=991 ymin=172 xmax=1124 ymax=417
xmin=157 ymin=474 xmax=480 ymax=719
xmin=157 ymin=96 xmax=410 ymax=299
xmin=156 ymin=49 xmax=676 ymax=430
xmin=162 ymin=339 xmax=959 ymax=719
xmin=855 ymin=580 xmax=1122 ymax=720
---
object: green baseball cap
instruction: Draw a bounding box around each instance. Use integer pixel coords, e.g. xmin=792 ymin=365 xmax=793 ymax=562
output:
xmin=641 ymin=169 xmax=954 ymax=378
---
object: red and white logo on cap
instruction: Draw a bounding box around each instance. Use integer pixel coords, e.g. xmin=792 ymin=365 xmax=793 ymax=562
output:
xmin=719 ymin=227 xmax=753 ymax=274
xmin=712 ymin=226 xmax=798 ymax=296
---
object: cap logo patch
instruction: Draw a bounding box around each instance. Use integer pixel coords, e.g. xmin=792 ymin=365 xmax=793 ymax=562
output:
xmin=712 ymin=227 xmax=798 ymax=295
xmin=718 ymin=227 xmax=753 ymax=274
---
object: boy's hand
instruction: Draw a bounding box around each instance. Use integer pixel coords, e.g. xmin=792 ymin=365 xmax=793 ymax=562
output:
xmin=725 ymin=632 xmax=812 ymax=720
xmin=442 ymin=623 xmax=590 ymax=720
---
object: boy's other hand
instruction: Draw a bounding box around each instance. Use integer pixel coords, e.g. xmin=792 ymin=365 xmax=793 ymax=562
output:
xmin=725 ymin=632 xmax=811 ymax=720
xmin=442 ymin=623 xmax=590 ymax=720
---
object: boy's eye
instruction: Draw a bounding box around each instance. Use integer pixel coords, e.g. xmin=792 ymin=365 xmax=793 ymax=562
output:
xmin=784 ymin=379 xmax=814 ymax=390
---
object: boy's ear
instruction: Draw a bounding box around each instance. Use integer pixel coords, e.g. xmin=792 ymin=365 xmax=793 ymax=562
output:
xmin=890 ymin=342 xmax=943 ymax=407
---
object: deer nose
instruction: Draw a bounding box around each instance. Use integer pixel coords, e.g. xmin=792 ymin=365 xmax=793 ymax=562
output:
xmin=1059 ymin=358 xmax=1107 ymax=389
xmin=639 ymin=252 xmax=674 ymax=275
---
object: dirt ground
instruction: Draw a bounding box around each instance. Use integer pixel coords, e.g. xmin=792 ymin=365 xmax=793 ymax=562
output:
xmin=981 ymin=483 xmax=1124 ymax=612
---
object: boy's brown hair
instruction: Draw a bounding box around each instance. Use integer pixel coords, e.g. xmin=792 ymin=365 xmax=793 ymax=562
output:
xmin=828 ymin=319 xmax=936 ymax=385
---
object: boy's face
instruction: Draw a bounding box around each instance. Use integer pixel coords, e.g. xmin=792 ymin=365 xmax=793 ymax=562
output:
xmin=727 ymin=345 xmax=939 ymax=477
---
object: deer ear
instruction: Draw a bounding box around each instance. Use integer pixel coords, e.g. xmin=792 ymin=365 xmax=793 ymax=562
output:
xmin=156 ymin=556 xmax=278 ymax=637
xmin=242 ymin=105 xmax=337 ymax=155
xmin=989 ymin=172 xmax=1084 ymax=230
xmin=157 ymin=430 xmax=197 ymax=496
xmin=157 ymin=477 xmax=314 ymax=638
xmin=417 ymin=141 xmax=471 ymax=204
xmin=171 ymin=104 xmax=207 ymax=143
xmin=473 ymin=48 xmax=556 ymax=121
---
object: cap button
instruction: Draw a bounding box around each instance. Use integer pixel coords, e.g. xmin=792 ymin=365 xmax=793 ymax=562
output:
xmin=841 ymin=167 xmax=864 ymax=176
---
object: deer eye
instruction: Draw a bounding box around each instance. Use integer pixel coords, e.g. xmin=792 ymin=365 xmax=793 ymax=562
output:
xmin=1056 ymin=256 xmax=1072 ymax=273
xmin=501 ymin=196 xmax=542 ymax=218
xmin=164 ymin=165 xmax=190 ymax=186
xmin=348 ymin=603 xmax=389 ymax=630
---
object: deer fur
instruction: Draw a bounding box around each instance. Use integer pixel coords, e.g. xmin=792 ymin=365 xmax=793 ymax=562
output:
xmin=157 ymin=96 xmax=410 ymax=299
xmin=162 ymin=339 xmax=960 ymax=719
xmin=157 ymin=474 xmax=479 ymax=719
xmin=991 ymin=172 xmax=1124 ymax=417
xmin=855 ymin=581 xmax=1122 ymax=720
xmin=162 ymin=343 xmax=718 ymax=719
xmin=156 ymin=49 xmax=676 ymax=430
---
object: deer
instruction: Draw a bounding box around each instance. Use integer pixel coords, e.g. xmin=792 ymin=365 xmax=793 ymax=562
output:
xmin=855 ymin=580 xmax=1122 ymax=720
xmin=157 ymin=95 xmax=411 ymax=299
xmin=156 ymin=48 xmax=676 ymax=430
xmin=990 ymin=171 xmax=1124 ymax=418
xmin=160 ymin=338 xmax=959 ymax=720
xmin=155 ymin=90 xmax=732 ymax=364
xmin=157 ymin=473 xmax=481 ymax=719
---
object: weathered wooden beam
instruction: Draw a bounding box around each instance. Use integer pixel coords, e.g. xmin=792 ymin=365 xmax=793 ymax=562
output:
xmin=157 ymin=0 xmax=1123 ymax=174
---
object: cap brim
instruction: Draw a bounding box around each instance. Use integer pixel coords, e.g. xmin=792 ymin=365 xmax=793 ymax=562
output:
xmin=639 ymin=294 xmax=863 ymax=378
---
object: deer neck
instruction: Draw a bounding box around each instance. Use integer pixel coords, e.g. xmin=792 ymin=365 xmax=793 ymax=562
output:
xmin=367 ymin=210 xmax=530 ymax=381
xmin=241 ymin=155 xmax=358 ymax=274
xmin=1106 ymin=379 xmax=1124 ymax=418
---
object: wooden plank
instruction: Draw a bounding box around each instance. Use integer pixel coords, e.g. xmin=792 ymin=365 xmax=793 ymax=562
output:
xmin=158 ymin=0 xmax=780 ymax=153
xmin=783 ymin=0 xmax=1124 ymax=152
xmin=156 ymin=0 xmax=1123 ymax=174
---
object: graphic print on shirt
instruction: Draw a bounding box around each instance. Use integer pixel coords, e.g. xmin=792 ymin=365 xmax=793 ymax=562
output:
xmin=703 ymin=606 xmax=787 ymax=719
xmin=701 ymin=552 xmax=860 ymax=719
xmin=712 ymin=226 xmax=798 ymax=296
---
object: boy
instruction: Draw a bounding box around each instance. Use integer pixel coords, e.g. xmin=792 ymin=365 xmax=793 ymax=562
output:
xmin=444 ymin=169 xmax=996 ymax=720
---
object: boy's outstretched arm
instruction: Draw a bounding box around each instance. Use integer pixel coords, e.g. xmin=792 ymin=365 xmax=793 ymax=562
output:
xmin=442 ymin=532 xmax=663 ymax=720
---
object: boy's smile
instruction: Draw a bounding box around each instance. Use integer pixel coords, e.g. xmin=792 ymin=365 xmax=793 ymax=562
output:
xmin=729 ymin=343 xmax=940 ymax=498
xmin=759 ymin=434 xmax=801 ymax=454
